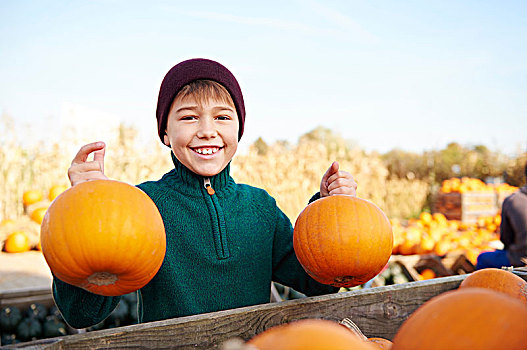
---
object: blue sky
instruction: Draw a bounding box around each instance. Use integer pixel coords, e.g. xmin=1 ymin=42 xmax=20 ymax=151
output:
xmin=1 ymin=1 xmax=526 ymax=155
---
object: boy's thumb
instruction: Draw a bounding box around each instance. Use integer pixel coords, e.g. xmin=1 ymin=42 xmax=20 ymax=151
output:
xmin=322 ymin=161 xmax=339 ymax=186
xmin=327 ymin=161 xmax=339 ymax=177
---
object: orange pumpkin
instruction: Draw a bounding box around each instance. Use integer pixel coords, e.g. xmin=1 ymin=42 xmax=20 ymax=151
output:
xmin=48 ymin=184 xmax=68 ymax=202
xmin=22 ymin=189 xmax=43 ymax=207
xmin=40 ymin=180 xmax=166 ymax=296
xmin=433 ymin=240 xmax=450 ymax=256
xmin=459 ymin=268 xmax=527 ymax=304
xmin=293 ymin=196 xmax=393 ymax=287
xmin=391 ymin=288 xmax=527 ymax=350
xmin=419 ymin=268 xmax=436 ymax=280
xmin=0 ymin=219 xmax=15 ymax=227
xmin=247 ymin=319 xmax=377 ymax=350
xmin=3 ymin=231 xmax=31 ymax=253
xmin=30 ymin=207 xmax=49 ymax=224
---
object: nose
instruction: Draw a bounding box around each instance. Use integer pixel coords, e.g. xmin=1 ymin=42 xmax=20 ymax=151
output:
xmin=196 ymin=117 xmax=217 ymax=139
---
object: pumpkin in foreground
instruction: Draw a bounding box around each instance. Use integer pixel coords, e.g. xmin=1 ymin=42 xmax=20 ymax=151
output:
xmin=247 ymin=319 xmax=377 ymax=350
xmin=459 ymin=267 xmax=527 ymax=304
xmin=40 ymin=180 xmax=166 ymax=296
xmin=391 ymin=287 xmax=527 ymax=350
xmin=293 ymin=195 xmax=393 ymax=287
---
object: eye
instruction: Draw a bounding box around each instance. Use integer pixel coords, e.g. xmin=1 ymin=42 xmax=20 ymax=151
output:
xmin=216 ymin=115 xmax=231 ymax=121
xmin=180 ymin=115 xmax=197 ymax=121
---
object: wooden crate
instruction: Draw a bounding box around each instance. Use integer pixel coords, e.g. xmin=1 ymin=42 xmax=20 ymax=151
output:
xmin=5 ymin=271 xmax=526 ymax=349
xmin=0 ymin=287 xmax=53 ymax=310
xmin=434 ymin=192 xmax=498 ymax=222
xmin=390 ymin=254 xmax=454 ymax=282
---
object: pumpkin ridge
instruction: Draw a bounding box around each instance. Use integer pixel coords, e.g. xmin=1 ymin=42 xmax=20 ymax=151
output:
xmin=321 ymin=197 xmax=341 ymax=283
xmin=48 ymin=204 xmax=90 ymax=281
xmin=317 ymin=199 xmax=332 ymax=281
xmin=302 ymin=203 xmax=324 ymax=281
xmin=372 ymin=205 xmax=383 ymax=271
xmin=293 ymin=206 xmax=309 ymax=276
xmin=336 ymin=197 xmax=345 ymax=283
xmin=349 ymin=203 xmax=362 ymax=282
xmin=321 ymin=197 xmax=336 ymax=283
xmin=67 ymin=200 xmax=96 ymax=279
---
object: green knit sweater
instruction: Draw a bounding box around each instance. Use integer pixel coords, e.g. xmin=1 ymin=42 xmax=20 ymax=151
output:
xmin=52 ymin=153 xmax=336 ymax=328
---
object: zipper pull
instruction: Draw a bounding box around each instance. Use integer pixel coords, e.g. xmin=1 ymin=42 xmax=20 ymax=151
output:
xmin=204 ymin=178 xmax=215 ymax=195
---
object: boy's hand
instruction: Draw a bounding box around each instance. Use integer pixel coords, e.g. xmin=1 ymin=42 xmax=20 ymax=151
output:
xmin=320 ymin=161 xmax=357 ymax=197
xmin=68 ymin=142 xmax=109 ymax=186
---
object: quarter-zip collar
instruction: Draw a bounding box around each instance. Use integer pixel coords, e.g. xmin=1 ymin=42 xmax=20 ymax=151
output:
xmin=169 ymin=152 xmax=232 ymax=195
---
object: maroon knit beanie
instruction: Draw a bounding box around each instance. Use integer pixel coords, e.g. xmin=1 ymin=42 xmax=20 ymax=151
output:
xmin=156 ymin=58 xmax=246 ymax=144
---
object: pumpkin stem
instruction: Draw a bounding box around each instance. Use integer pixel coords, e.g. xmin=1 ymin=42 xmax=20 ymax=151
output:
xmin=334 ymin=276 xmax=356 ymax=286
xmin=339 ymin=318 xmax=368 ymax=341
xmin=87 ymin=272 xmax=118 ymax=286
xmin=220 ymin=338 xmax=258 ymax=350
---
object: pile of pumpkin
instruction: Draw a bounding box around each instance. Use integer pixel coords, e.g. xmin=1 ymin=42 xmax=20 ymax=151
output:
xmin=0 ymin=184 xmax=68 ymax=253
xmin=0 ymin=292 xmax=138 ymax=345
xmin=391 ymin=211 xmax=501 ymax=265
xmin=232 ymin=268 xmax=527 ymax=349
xmin=440 ymin=177 xmax=518 ymax=194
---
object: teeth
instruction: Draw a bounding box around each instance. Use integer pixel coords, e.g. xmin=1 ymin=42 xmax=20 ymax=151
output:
xmin=195 ymin=147 xmax=219 ymax=155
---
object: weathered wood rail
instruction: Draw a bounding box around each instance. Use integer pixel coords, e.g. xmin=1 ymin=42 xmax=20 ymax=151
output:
xmin=4 ymin=271 xmax=526 ymax=349
xmin=0 ymin=286 xmax=53 ymax=310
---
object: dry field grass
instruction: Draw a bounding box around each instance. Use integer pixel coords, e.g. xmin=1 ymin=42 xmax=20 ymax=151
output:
xmin=0 ymin=123 xmax=429 ymax=232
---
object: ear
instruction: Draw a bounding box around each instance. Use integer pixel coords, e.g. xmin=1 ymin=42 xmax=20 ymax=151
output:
xmin=163 ymin=134 xmax=170 ymax=146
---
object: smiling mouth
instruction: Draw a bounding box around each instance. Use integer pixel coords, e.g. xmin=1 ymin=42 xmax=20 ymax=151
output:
xmin=192 ymin=146 xmax=222 ymax=155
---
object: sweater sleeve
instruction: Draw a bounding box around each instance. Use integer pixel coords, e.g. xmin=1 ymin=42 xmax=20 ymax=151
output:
xmin=502 ymin=191 xmax=527 ymax=266
xmin=500 ymin=197 xmax=513 ymax=248
xmin=271 ymin=204 xmax=338 ymax=296
xmin=52 ymin=276 xmax=121 ymax=329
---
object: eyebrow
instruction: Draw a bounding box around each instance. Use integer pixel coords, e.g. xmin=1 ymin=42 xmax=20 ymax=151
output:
xmin=175 ymin=105 xmax=235 ymax=113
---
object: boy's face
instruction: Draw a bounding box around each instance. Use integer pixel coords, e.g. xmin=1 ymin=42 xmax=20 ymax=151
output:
xmin=164 ymin=95 xmax=239 ymax=177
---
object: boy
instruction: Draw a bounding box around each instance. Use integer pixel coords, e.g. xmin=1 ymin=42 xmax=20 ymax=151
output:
xmin=57 ymin=58 xmax=357 ymax=328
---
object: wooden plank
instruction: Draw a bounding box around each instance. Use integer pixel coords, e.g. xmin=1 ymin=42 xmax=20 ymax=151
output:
xmin=0 ymin=286 xmax=53 ymax=309
xmin=8 ymin=276 xmax=467 ymax=349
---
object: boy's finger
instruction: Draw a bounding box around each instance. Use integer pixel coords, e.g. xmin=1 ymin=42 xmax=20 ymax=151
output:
xmin=327 ymin=178 xmax=358 ymax=193
xmin=70 ymin=172 xmax=109 ymax=186
xmin=326 ymin=172 xmax=356 ymax=188
xmin=71 ymin=161 xmax=106 ymax=173
xmin=93 ymin=148 xmax=105 ymax=173
xmin=329 ymin=187 xmax=356 ymax=196
xmin=71 ymin=142 xmax=105 ymax=165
